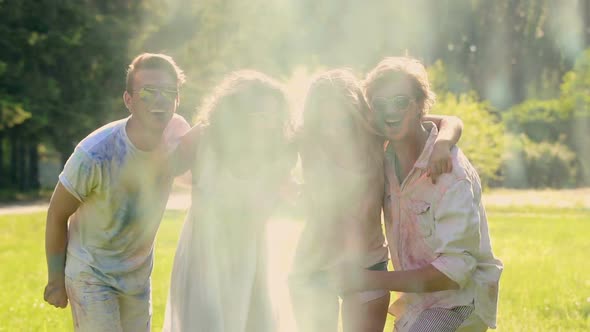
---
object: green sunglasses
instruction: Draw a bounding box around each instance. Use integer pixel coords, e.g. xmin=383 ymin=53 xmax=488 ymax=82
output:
xmin=371 ymin=95 xmax=414 ymax=114
xmin=135 ymin=87 xmax=178 ymax=105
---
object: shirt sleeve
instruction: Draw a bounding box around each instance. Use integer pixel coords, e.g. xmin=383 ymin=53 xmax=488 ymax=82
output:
xmin=58 ymin=148 xmax=100 ymax=202
xmin=430 ymin=179 xmax=480 ymax=288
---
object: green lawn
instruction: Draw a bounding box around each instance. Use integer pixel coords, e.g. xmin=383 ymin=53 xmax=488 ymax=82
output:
xmin=0 ymin=207 xmax=589 ymax=331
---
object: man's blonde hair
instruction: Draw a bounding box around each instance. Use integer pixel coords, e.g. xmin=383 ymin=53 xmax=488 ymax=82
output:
xmin=126 ymin=53 xmax=185 ymax=92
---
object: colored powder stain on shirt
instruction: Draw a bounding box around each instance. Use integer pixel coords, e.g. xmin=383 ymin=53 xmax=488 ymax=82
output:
xmin=383 ymin=123 xmax=502 ymax=328
xmin=119 ymin=193 xmax=139 ymax=228
xmin=84 ymin=121 xmax=129 ymax=166
xmin=60 ymin=115 xmax=191 ymax=294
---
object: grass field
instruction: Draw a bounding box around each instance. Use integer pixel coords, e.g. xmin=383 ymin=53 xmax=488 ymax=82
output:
xmin=0 ymin=206 xmax=589 ymax=331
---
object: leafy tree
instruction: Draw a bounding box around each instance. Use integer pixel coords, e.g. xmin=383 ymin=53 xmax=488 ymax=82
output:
xmin=502 ymin=99 xmax=565 ymax=142
xmin=432 ymin=93 xmax=505 ymax=187
xmin=133 ymin=0 xmax=300 ymax=121
xmin=558 ymin=49 xmax=590 ymax=185
xmin=0 ymin=0 xmax=144 ymax=191
xmin=502 ymin=134 xmax=577 ymax=188
xmin=0 ymin=99 xmax=30 ymax=131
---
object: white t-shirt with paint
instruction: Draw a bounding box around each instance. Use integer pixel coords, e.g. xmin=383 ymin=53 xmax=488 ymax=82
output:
xmin=60 ymin=114 xmax=190 ymax=294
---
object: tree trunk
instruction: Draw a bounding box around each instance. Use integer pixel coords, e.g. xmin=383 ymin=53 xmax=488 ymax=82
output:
xmin=28 ymin=138 xmax=40 ymax=190
xmin=17 ymin=131 xmax=26 ymax=191
xmin=583 ymin=0 xmax=590 ymax=48
xmin=0 ymin=131 xmax=4 ymax=188
xmin=9 ymin=128 xmax=18 ymax=189
xmin=508 ymin=0 xmax=526 ymax=105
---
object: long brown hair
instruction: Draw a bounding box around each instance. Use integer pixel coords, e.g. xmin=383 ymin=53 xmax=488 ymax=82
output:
xmin=299 ymin=68 xmax=385 ymax=207
xmin=300 ymin=68 xmax=384 ymax=171
xmin=197 ymin=70 xmax=293 ymax=138
xmin=195 ymin=70 xmax=295 ymax=157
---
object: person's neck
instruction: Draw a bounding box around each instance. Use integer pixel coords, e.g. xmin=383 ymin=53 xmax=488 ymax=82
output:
xmin=389 ymin=124 xmax=430 ymax=167
xmin=126 ymin=116 xmax=163 ymax=152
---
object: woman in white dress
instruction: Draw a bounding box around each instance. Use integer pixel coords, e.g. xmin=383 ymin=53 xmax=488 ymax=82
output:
xmin=164 ymin=70 xmax=296 ymax=332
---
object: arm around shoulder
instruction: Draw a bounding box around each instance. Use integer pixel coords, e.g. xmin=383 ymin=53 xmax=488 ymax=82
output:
xmin=423 ymin=114 xmax=463 ymax=147
xmin=170 ymin=123 xmax=204 ymax=175
xmin=422 ymin=115 xmax=463 ymax=182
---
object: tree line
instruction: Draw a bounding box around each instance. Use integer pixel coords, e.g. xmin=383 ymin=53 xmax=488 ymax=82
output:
xmin=1 ymin=0 xmax=589 ymax=192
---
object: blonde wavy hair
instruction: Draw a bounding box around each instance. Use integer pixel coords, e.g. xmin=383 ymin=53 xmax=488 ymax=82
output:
xmin=299 ymin=68 xmax=384 ymax=174
xmin=300 ymin=68 xmax=379 ymax=141
xmin=363 ymin=56 xmax=436 ymax=117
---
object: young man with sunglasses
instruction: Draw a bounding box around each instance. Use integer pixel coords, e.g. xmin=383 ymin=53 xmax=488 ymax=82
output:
xmin=43 ymin=53 xmax=191 ymax=331
xmin=332 ymin=57 xmax=503 ymax=332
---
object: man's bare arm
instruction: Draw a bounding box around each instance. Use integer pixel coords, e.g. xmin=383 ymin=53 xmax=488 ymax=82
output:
xmin=422 ymin=115 xmax=464 ymax=183
xmin=44 ymin=182 xmax=80 ymax=308
xmin=170 ymin=124 xmax=203 ymax=176
xmin=424 ymin=115 xmax=463 ymax=147
xmin=363 ymin=264 xmax=459 ymax=293
xmin=332 ymin=264 xmax=459 ymax=294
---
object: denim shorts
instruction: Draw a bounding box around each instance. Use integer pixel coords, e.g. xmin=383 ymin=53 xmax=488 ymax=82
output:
xmin=367 ymin=261 xmax=388 ymax=271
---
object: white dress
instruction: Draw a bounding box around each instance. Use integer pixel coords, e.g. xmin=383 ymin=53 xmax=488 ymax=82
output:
xmin=163 ymin=144 xmax=286 ymax=332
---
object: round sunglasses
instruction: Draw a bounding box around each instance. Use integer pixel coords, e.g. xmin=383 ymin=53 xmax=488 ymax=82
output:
xmin=371 ymin=95 xmax=414 ymax=114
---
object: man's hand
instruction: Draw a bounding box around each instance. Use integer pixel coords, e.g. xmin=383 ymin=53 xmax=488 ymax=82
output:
xmin=427 ymin=140 xmax=453 ymax=184
xmin=44 ymin=277 xmax=68 ymax=308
